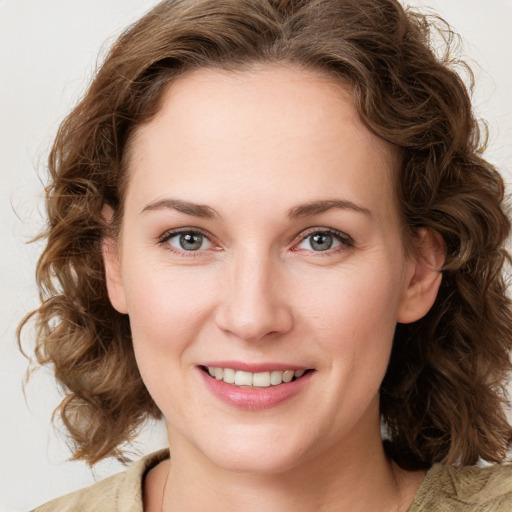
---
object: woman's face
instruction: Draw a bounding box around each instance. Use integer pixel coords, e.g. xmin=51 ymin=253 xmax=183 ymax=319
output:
xmin=105 ymin=66 xmax=432 ymax=474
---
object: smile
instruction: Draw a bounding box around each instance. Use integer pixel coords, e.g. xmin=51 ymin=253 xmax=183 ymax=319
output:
xmin=199 ymin=364 xmax=315 ymax=409
xmin=204 ymin=366 xmax=309 ymax=387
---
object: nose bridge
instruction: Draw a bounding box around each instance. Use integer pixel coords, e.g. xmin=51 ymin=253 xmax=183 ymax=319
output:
xmin=215 ymin=245 xmax=292 ymax=341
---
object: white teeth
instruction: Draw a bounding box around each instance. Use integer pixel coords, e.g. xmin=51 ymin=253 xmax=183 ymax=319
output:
xmin=206 ymin=367 xmax=308 ymax=387
xmin=282 ymin=370 xmax=294 ymax=383
xmin=223 ymin=368 xmax=236 ymax=384
xmin=234 ymin=370 xmax=253 ymax=386
xmin=270 ymin=371 xmax=283 ymax=385
xmin=253 ymin=372 xmax=271 ymax=387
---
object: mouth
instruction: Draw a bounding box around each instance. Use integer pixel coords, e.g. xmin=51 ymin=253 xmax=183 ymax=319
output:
xmin=200 ymin=365 xmax=314 ymax=388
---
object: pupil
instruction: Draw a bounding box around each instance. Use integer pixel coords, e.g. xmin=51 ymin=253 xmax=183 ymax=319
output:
xmin=179 ymin=233 xmax=203 ymax=250
xmin=311 ymin=233 xmax=332 ymax=251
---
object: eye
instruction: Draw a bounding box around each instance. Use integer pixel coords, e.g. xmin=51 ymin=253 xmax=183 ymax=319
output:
xmin=294 ymin=229 xmax=352 ymax=252
xmin=162 ymin=230 xmax=214 ymax=252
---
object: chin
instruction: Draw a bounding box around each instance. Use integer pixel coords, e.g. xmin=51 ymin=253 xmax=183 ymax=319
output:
xmin=208 ymin=448 xmax=306 ymax=475
xmin=196 ymin=427 xmax=315 ymax=475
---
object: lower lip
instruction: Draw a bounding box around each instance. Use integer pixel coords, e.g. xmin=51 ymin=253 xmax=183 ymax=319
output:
xmin=198 ymin=369 xmax=314 ymax=410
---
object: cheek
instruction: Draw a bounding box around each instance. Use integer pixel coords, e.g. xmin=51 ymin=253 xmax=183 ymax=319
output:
xmin=304 ymin=261 xmax=401 ymax=322
xmin=121 ymin=260 xmax=217 ymax=360
xmin=121 ymin=262 xmax=220 ymax=421
xmin=298 ymin=261 xmax=402 ymax=367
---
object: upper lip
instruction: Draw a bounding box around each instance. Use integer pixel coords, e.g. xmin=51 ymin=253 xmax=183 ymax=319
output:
xmin=199 ymin=361 xmax=312 ymax=373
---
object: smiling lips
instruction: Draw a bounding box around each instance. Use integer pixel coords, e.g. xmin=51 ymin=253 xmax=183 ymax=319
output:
xmin=206 ymin=366 xmax=307 ymax=387
xmin=200 ymin=365 xmax=315 ymax=410
xmin=199 ymin=362 xmax=315 ymax=409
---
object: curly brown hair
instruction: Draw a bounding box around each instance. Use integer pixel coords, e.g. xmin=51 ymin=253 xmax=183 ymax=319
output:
xmin=19 ymin=0 xmax=512 ymax=468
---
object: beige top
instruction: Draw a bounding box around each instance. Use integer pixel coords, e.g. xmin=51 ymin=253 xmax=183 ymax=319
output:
xmin=32 ymin=450 xmax=512 ymax=512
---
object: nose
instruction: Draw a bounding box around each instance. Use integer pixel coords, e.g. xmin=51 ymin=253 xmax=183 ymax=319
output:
xmin=214 ymin=249 xmax=293 ymax=342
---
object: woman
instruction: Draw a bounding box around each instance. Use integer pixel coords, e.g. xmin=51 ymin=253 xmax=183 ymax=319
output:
xmin=20 ymin=0 xmax=512 ymax=510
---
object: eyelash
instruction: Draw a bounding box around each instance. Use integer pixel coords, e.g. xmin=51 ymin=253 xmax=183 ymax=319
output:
xmin=158 ymin=228 xmax=217 ymax=257
xmin=291 ymin=227 xmax=354 ymax=255
xmin=157 ymin=227 xmax=354 ymax=256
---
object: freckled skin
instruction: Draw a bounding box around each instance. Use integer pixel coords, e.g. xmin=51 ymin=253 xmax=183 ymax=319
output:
xmin=105 ymin=66 xmax=441 ymax=511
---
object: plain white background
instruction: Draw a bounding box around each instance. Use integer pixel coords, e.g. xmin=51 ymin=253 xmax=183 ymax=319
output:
xmin=1 ymin=1 xmax=511 ymax=510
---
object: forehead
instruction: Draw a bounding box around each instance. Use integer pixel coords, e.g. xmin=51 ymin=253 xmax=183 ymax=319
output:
xmin=125 ymin=65 xmax=399 ymax=220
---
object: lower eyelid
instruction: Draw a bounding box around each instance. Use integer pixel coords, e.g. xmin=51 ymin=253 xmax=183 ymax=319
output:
xmin=293 ymin=229 xmax=353 ymax=250
xmin=158 ymin=229 xmax=215 ymax=251
xmin=171 ymin=234 xmax=211 ymax=251
xmin=157 ymin=228 xmax=352 ymax=254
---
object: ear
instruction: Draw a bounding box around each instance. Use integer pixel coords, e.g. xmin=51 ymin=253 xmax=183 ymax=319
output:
xmin=397 ymin=228 xmax=445 ymax=324
xmin=102 ymin=205 xmax=128 ymax=314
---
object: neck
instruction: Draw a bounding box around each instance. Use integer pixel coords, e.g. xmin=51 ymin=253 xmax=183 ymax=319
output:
xmin=160 ymin=415 xmax=422 ymax=512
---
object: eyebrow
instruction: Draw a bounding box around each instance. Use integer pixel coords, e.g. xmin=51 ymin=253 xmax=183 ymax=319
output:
xmin=287 ymin=199 xmax=372 ymax=218
xmin=141 ymin=198 xmax=221 ymax=219
xmin=140 ymin=198 xmax=371 ymax=219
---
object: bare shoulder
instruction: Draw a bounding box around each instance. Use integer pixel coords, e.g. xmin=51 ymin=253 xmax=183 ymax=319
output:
xmin=409 ymin=463 xmax=512 ymax=511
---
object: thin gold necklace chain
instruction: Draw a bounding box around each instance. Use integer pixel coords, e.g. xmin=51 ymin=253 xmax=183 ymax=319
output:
xmin=160 ymin=465 xmax=170 ymax=512
xmin=392 ymin=460 xmax=405 ymax=512
xmin=159 ymin=461 xmax=404 ymax=512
